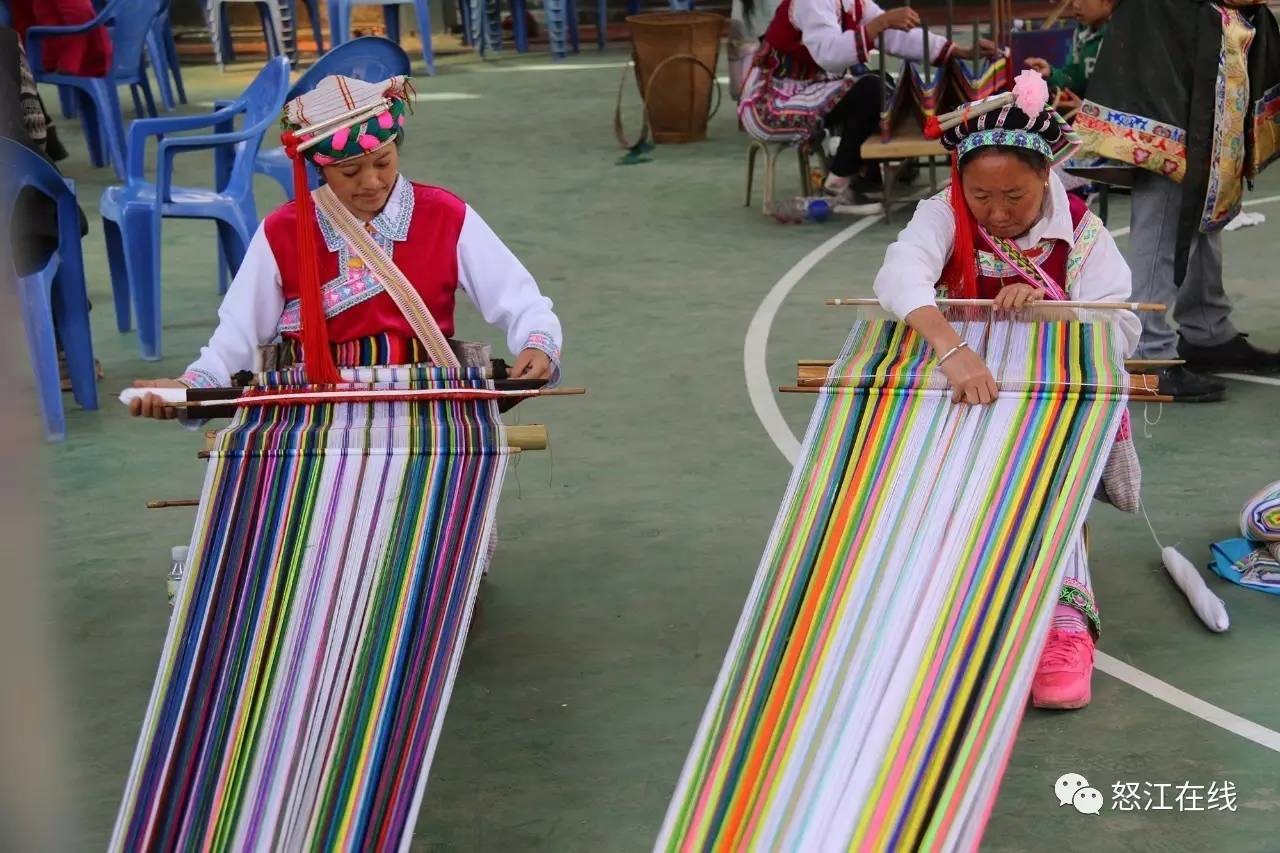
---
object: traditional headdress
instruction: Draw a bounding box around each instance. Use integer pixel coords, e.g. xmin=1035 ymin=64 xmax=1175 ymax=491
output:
xmin=924 ymin=70 xmax=1081 ymax=298
xmin=279 ymin=75 xmax=414 ymax=384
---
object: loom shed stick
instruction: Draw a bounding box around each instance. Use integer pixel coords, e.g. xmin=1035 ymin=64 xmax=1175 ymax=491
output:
xmin=826 ymin=298 xmax=1167 ymax=311
xmin=797 ymin=358 xmax=1183 ymax=382
xmin=146 ymin=499 xmax=200 ymax=509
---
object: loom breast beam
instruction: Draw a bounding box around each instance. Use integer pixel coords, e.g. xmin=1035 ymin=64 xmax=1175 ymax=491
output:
xmin=797 ymin=359 xmax=1184 ymax=383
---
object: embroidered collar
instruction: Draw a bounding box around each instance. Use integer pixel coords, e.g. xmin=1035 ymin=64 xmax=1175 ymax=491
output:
xmin=316 ymin=174 xmax=415 ymax=252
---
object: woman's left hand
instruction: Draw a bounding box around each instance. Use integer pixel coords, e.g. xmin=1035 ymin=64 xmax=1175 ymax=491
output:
xmin=511 ymin=348 xmax=555 ymax=380
xmin=954 ymin=38 xmax=999 ymax=60
xmin=993 ymin=284 xmax=1045 ymax=312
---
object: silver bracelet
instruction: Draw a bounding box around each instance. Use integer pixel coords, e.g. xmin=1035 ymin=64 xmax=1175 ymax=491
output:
xmin=937 ymin=340 xmax=969 ymax=366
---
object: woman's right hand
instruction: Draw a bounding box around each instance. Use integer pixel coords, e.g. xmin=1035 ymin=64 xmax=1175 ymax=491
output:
xmin=129 ymin=378 xmax=187 ymax=420
xmin=870 ymin=7 xmax=921 ymax=38
xmin=939 ymin=347 xmax=999 ymax=406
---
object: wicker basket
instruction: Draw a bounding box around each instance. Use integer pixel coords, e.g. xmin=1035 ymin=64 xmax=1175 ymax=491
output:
xmin=626 ymin=12 xmax=724 ymax=144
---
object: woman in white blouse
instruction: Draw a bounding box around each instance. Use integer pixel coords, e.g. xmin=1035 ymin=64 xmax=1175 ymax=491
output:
xmin=873 ymin=78 xmax=1138 ymax=710
xmin=739 ymin=0 xmax=993 ymax=212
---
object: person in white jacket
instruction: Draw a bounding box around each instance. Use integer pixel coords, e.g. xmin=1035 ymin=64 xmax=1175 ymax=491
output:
xmin=738 ymin=0 xmax=993 ymax=212
xmin=873 ymin=76 xmax=1138 ymax=710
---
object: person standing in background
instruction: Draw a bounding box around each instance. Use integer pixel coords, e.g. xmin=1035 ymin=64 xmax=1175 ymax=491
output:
xmin=1077 ymin=0 xmax=1280 ymax=401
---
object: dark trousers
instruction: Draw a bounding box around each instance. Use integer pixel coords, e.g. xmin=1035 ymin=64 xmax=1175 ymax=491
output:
xmin=824 ymin=74 xmax=884 ymax=178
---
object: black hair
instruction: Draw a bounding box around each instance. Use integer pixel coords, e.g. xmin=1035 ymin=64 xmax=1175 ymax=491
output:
xmin=958 ymin=144 xmax=1050 ymax=175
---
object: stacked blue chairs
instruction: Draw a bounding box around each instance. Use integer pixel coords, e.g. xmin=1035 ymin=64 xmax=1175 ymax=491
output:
xmin=254 ymin=36 xmax=411 ymax=200
xmin=208 ymin=0 xmax=320 ymax=65
xmin=0 ymin=140 xmax=100 ymax=442
xmin=328 ymin=0 xmax=433 ymax=73
xmin=25 ymin=0 xmax=165 ymax=178
xmin=99 ymin=57 xmax=291 ymax=360
xmin=147 ymin=0 xmax=187 ymax=109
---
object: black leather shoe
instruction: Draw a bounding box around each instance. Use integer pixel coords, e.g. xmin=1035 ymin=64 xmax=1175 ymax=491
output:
xmin=1154 ymin=366 xmax=1226 ymax=403
xmin=1177 ymin=333 xmax=1280 ymax=373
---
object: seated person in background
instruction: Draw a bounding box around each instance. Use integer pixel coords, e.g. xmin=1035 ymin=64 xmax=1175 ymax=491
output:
xmin=738 ymin=0 xmax=995 ymax=213
xmin=7 ymin=0 xmax=112 ymax=78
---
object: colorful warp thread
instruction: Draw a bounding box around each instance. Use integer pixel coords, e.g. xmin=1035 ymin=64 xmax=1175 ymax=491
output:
xmin=111 ymin=368 xmax=510 ymax=852
xmin=657 ymin=313 xmax=1127 ymax=852
xmin=880 ymin=61 xmax=962 ymax=141
xmin=949 ymin=56 xmax=1009 ymax=103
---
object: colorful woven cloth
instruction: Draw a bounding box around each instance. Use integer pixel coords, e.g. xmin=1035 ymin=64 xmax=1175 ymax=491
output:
xmin=1211 ymin=480 xmax=1280 ymax=594
xmin=657 ymin=313 xmax=1128 ymax=852
xmin=111 ymin=368 xmax=510 ymax=851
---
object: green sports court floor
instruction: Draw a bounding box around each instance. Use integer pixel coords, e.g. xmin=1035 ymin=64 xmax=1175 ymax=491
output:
xmin=32 ymin=49 xmax=1280 ymax=851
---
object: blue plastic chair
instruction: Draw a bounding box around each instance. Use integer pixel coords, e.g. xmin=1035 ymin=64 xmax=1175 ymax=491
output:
xmin=254 ymin=37 xmax=411 ymax=201
xmin=147 ymin=0 xmax=187 ymax=109
xmin=25 ymin=0 xmax=164 ymax=178
xmin=291 ymin=0 xmax=326 ymax=53
xmin=328 ymin=0 xmax=433 ymax=73
xmin=0 ymin=140 xmax=100 ymax=442
xmin=99 ymin=57 xmax=290 ymax=360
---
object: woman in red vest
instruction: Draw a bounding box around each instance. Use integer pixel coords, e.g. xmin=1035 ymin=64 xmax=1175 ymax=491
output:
xmin=130 ymin=74 xmax=562 ymax=417
xmin=739 ymin=0 xmax=993 ymax=212
xmin=873 ymin=72 xmax=1140 ymax=710
xmin=8 ymin=0 xmax=112 ymax=77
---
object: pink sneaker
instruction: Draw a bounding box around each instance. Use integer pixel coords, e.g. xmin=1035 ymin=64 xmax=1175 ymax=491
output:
xmin=1031 ymin=629 xmax=1095 ymax=710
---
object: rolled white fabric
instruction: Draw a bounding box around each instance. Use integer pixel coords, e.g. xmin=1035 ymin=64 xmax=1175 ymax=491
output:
xmin=1162 ymin=546 xmax=1230 ymax=632
xmin=118 ymin=387 xmax=187 ymax=407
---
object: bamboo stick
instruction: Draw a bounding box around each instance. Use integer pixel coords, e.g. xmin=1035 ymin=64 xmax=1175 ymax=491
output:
xmin=797 ymin=358 xmax=1184 ymax=382
xmin=147 ymin=499 xmax=200 ymax=509
xmin=1043 ymin=0 xmax=1073 ymax=30
xmin=175 ymin=387 xmax=587 ymax=410
xmin=778 ymin=385 xmax=1174 ymax=403
xmin=826 ymin=298 xmax=1166 ymax=311
xmin=504 ymin=424 xmax=549 ymax=451
xmin=198 ymin=446 xmax=526 ymax=460
xmin=295 ymin=100 xmax=393 ymax=152
xmin=792 ymin=373 xmax=1164 ymax=395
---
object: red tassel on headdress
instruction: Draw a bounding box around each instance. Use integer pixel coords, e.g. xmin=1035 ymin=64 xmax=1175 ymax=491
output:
xmin=941 ymin=153 xmax=979 ymax=299
xmin=282 ymin=131 xmax=341 ymax=386
xmin=923 ymin=115 xmax=942 ymax=140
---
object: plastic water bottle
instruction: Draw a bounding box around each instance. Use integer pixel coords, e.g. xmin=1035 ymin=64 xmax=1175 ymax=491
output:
xmin=168 ymin=545 xmax=188 ymax=607
xmin=765 ymin=197 xmax=833 ymax=224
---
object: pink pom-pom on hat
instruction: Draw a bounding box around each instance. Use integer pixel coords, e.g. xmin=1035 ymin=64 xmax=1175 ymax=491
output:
xmin=357 ymin=133 xmax=380 ymax=151
xmin=1012 ymin=69 xmax=1050 ymax=117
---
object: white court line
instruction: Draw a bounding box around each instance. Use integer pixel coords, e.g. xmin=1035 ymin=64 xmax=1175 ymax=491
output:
xmin=743 ymin=202 xmax=1280 ymax=755
xmin=1216 ymin=372 xmax=1280 ymax=386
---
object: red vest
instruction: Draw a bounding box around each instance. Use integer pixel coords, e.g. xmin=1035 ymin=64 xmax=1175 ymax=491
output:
xmin=759 ymin=0 xmax=866 ymax=81
xmin=264 ymin=182 xmax=465 ymax=343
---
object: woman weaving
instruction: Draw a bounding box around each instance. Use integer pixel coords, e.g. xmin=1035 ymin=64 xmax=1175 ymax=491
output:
xmin=873 ymin=71 xmax=1140 ymax=710
xmin=129 ymin=74 xmax=561 ymax=416
xmin=739 ymin=0 xmax=996 ymax=212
